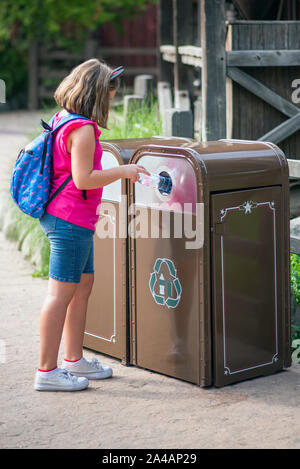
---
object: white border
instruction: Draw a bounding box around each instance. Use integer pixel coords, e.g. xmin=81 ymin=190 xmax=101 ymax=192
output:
xmin=85 ymin=214 xmax=117 ymax=344
xmin=220 ymin=201 xmax=278 ymax=376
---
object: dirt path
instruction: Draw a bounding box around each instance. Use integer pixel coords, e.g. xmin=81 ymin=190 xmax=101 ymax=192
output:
xmin=0 ymin=111 xmax=300 ymax=450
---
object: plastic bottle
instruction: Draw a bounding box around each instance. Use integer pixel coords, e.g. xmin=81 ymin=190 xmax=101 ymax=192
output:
xmin=138 ymin=172 xmax=172 ymax=195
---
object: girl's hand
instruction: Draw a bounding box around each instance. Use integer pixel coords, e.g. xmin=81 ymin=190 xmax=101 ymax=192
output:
xmin=122 ymin=164 xmax=150 ymax=183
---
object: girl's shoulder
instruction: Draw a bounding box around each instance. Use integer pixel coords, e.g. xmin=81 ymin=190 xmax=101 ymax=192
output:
xmin=54 ymin=110 xmax=101 ymax=139
xmin=53 ymin=110 xmax=101 ymax=156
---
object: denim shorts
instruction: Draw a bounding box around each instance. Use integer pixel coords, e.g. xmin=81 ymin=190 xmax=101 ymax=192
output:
xmin=40 ymin=212 xmax=94 ymax=283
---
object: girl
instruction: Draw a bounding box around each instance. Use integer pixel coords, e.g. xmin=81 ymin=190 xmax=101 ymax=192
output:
xmin=34 ymin=59 xmax=149 ymax=391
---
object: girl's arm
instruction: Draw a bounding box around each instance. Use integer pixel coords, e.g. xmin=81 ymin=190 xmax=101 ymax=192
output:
xmin=69 ymin=124 xmax=149 ymax=190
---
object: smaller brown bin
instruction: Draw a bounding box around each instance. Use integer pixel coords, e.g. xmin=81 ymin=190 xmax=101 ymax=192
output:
xmin=128 ymin=139 xmax=291 ymax=386
xmin=83 ymin=137 xmax=193 ymax=364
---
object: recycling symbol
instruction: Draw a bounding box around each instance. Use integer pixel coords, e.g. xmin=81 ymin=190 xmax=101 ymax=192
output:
xmin=149 ymin=258 xmax=182 ymax=308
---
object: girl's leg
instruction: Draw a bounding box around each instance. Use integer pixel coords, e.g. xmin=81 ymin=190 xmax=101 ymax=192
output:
xmin=39 ymin=278 xmax=78 ymax=370
xmin=63 ymin=273 xmax=94 ymax=361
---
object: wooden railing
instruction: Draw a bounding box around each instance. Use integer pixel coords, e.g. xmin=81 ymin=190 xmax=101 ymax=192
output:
xmin=28 ymin=41 xmax=158 ymax=109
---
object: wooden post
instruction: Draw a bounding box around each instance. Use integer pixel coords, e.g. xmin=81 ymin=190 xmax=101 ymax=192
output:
xmin=173 ymin=0 xmax=179 ymax=98
xmin=200 ymin=0 xmax=226 ymax=141
xmin=84 ymin=30 xmax=98 ymax=60
xmin=0 ymin=79 xmax=5 ymax=104
xmin=28 ymin=39 xmax=38 ymax=110
xmin=157 ymin=0 xmax=173 ymax=85
xmin=175 ymin=0 xmax=194 ymax=102
xmin=196 ymin=0 xmax=201 ymax=47
xmin=163 ymin=108 xmax=194 ymax=138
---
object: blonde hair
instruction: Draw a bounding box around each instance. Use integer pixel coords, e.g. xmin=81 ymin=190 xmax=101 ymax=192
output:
xmin=54 ymin=58 xmax=119 ymax=129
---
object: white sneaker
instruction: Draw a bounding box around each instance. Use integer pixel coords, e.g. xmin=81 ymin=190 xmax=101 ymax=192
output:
xmin=34 ymin=368 xmax=89 ymax=392
xmin=61 ymin=357 xmax=113 ymax=380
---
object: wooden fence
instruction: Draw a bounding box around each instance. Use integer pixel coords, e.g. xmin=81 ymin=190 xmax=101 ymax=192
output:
xmin=226 ymin=20 xmax=300 ymax=160
xmin=28 ymin=42 xmax=158 ymax=110
xmin=158 ymin=1 xmax=300 ymax=161
xmin=28 ymin=4 xmax=158 ymax=109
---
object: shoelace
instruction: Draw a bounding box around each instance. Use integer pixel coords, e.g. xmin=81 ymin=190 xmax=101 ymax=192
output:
xmin=59 ymin=369 xmax=78 ymax=382
xmin=88 ymin=357 xmax=104 ymax=370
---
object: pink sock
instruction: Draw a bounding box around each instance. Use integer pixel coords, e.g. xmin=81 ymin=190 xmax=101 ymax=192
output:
xmin=64 ymin=358 xmax=82 ymax=363
xmin=38 ymin=367 xmax=57 ymax=373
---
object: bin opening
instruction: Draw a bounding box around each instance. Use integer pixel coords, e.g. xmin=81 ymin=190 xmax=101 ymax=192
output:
xmin=158 ymin=171 xmax=172 ymax=196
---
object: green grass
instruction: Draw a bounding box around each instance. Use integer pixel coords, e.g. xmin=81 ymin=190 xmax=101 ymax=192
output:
xmin=291 ymin=253 xmax=300 ymax=306
xmin=0 ymin=191 xmax=50 ymax=278
xmin=102 ymin=97 xmax=162 ymax=140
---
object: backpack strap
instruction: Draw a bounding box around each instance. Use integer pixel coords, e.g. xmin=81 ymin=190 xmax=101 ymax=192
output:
xmin=43 ymin=174 xmax=73 ymax=210
xmin=45 ymin=112 xmax=90 ymax=204
xmin=50 ymin=112 xmax=90 ymax=133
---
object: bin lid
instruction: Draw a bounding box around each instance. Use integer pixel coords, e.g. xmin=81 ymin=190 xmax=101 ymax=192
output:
xmin=101 ymin=137 xmax=194 ymax=164
xmin=130 ymin=139 xmax=288 ymax=194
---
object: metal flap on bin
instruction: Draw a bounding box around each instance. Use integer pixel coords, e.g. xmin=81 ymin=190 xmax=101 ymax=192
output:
xmin=101 ymin=150 xmax=122 ymax=202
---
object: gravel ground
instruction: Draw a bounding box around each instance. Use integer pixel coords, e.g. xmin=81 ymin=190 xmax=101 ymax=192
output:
xmin=0 ymin=110 xmax=300 ymax=450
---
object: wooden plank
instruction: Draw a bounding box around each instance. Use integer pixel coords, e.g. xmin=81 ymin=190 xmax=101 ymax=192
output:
xmin=39 ymin=67 xmax=70 ymax=79
xmin=28 ymin=40 xmax=39 ymax=110
xmin=225 ymin=23 xmax=233 ymax=139
xmin=173 ymin=0 xmax=180 ymax=96
xmin=163 ymin=108 xmax=194 ymax=137
xmin=181 ymin=55 xmax=202 ymax=67
xmin=174 ymin=89 xmax=190 ymax=110
xmin=84 ymin=36 xmax=97 ymax=60
xmin=196 ymin=0 xmax=201 ymax=46
xmin=97 ymin=47 xmax=158 ymax=56
xmin=158 ymin=0 xmax=173 ymax=84
xmin=229 ymin=21 xmax=300 ymax=159
xmin=39 ymin=65 xmax=158 ymax=80
xmin=288 ymin=158 xmax=300 ymax=178
xmin=176 ymin=0 xmax=194 ymax=92
xmin=38 ymin=49 xmax=84 ymax=61
xmin=290 ymin=236 xmax=300 ymax=255
xmin=40 ymin=46 xmax=157 ymax=59
xmin=158 ymin=81 xmax=173 ymax=115
xmin=0 ymin=79 xmax=5 ymax=104
xmin=161 ymin=52 xmax=176 ymax=63
xmin=227 ymin=67 xmax=300 ymax=118
xmin=258 ymin=111 xmax=300 ymax=144
xmin=121 ymin=67 xmax=158 ymax=76
xmin=178 ymin=45 xmax=202 ymax=57
xmin=179 ymin=45 xmax=202 ymax=67
xmin=160 ymin=45 xmax=202 ymax=66
xmin=160 ymin=45 xmax=203 ymax=57
xmin=200 ymin=0 xmax=226 ymax=141
xmin=228 ymin=20 xmax=300 ymax=24
xmin=160 ymin=45 xmax=176 ymax=54
xmin=39 ymin=67 xmax=158 ymax=101
xmin=227 ymin=50 xmax=300 ymax=67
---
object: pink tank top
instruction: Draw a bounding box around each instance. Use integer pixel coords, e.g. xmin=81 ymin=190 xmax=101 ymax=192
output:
xmin=46 ymin=110 xmax=103 ymax=231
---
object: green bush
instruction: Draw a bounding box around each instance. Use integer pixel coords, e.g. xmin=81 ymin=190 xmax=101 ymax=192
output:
xmin=290 ymin=253 xmax=300 ymax=363
xmin=291 ymin=253 xmax=300 ymax=305
xmin=0 ymin=191 xmax=50 ymax=278
xmin=292 ymin=327 xmax=300 ymax=364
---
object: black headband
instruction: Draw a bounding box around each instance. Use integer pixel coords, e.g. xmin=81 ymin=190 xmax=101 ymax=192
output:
xmin=110 ymin=66 xmax=124 ymax=81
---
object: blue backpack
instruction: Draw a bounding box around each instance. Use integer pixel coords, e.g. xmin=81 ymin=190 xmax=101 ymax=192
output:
xmin=10 ymin=112 xmax=89 ymax=219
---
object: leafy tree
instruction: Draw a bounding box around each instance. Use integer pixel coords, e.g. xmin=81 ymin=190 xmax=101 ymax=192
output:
xmin=0 ymin=0 xmax=156 ymax=46
xmin=0 ymin=0 xmax=157 ymax=107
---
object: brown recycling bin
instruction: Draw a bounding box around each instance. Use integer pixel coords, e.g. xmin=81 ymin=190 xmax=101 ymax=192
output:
xmin=128 ymin=139 xmax=291 ymax=386
xmin=83 ymin=138 xmax=193 ymax=364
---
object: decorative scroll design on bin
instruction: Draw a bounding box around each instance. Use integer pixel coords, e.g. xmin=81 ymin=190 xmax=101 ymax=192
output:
xmin=219 ymin=200 xmax=278 ymax=376
xmin=85 ymin=213 xmax=117 ymax=344
xmin=149 ymin=258 xmax=182 ymax=309
xmin=220 ymin=200 xmax=276 ymax=220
